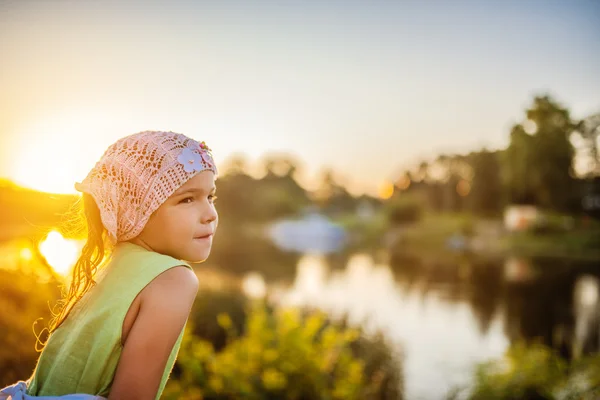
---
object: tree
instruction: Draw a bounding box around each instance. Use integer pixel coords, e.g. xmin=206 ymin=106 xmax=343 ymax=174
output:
xmin=313 ymin=169 xmax=356 ymax=216
xmin=573 ymin=112 xmax=600 ymax=178
xmin=573 ymin=113 xmax=600 ymax=219
xmin=261 ymin=154 xmax=300 ymax=178
xmin=221 ymin=154 xmax=250 ymax=176
xmin=416 ymin=161 xmax=430 ymax=183
xmin=502 ymin=124 xmax=537 ymax=205
xmin=468 ymin=149 xmax=503 ymax=215
xmin=503 ymin=95 xmax=576 ymax=211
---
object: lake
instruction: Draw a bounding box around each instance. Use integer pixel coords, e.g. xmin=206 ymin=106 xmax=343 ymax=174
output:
xmin=231 ymin=249 xmax=600 ymax=399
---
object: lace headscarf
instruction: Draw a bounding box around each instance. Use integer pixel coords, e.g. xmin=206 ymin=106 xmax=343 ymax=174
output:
xmin=75 ymin=130 xmax=218 ymax=243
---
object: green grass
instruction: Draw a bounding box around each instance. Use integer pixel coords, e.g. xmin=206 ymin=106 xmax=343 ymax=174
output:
xmin=501 ymin=229 xmax=600 ymax=261
xmin=336 ymin=209 xmax=600 ymax=260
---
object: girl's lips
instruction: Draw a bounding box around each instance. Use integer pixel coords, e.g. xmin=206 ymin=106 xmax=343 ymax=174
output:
xmin=194 ymin=233 xmax=213 ymax=239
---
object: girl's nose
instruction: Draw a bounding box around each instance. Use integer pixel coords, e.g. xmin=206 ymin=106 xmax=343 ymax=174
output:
xmin=202 ymin=204 xmax=218 ymax=224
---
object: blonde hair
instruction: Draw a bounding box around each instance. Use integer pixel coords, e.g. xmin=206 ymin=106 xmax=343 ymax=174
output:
xmin=35 ymin=194 xmax=112 ymax=351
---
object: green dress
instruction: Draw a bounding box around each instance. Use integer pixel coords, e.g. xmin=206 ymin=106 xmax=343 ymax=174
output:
xmin=27 ymin=242 xmax=192 ymax=399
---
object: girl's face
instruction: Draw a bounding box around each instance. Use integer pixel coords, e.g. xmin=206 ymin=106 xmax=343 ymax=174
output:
xmin=130 ymin=171 xmax=218 ymax=263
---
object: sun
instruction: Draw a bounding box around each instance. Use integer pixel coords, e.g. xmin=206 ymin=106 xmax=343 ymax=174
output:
xmin=7 ymin=109 xmax=110 ymax=194
xmin=12 ymin=137 xmax=81 ymax=194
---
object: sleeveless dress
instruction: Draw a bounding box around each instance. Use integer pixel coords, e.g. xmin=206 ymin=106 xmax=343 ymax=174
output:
xmin=26 ymin=242 xmax=193 ymax=399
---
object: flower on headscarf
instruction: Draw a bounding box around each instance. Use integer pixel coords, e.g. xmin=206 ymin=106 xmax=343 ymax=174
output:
xmin=177 ymin=148 xmax=204 ymax=173
xmin=198 ymin=141 xmax=215 ymax=169
xmin=199 ymin=141 xmax=212 ymax=152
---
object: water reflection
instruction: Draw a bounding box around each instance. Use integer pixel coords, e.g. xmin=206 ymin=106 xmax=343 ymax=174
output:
xmin=270 ymin=251 xmax=600 ymax=399
xmin=573 ymin=275 xmax=600 ymax=359
xmin=20 ymin=247 xmax=33 ymax=262
xmin=280 ymin=253 xmax=509 ymax=399
xmin=242 ymin=271 xmax=267 ymax=299
xmin=0 ymin=238 xmax=56 ymax=283
xmin=268 ymin=213 xmax=346 ymax=254
xmin=38 ymin=230 xmax=82 ymax=275
xmin=503 ymin=256 xmax=537 ymax=283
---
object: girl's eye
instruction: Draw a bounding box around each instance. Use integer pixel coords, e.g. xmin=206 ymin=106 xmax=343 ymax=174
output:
xmin=209 ymin=195 xmax=218 ymax=203
xmin=179 ymin=197 xmax=194 ymax=204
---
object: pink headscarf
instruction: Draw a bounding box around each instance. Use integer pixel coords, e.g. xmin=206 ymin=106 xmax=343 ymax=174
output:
xmin=75 ymin=130 xmax=218 ymax=243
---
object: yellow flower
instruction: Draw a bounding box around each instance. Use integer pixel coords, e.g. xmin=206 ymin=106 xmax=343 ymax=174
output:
xmin=343 ymin=329 xmax=360 ymax=343
xmin=263 ymin=349 xmax=278 ymax=363
xmin=348 ymin=360 xmax=365 ymax=382
xmin=208 ymin=376 xmax=224 ymax=393
xmin=261 ymin=368 xmax=287 ymax=391
xmin=193 ymin=341 xmax=214 ymax=360
xmin=217 ymin=313 xmax=233 ymax=330
xmin=302 ymin=312 xmax=326 ymax=339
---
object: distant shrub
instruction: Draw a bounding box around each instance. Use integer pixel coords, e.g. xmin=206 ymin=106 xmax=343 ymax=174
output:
xmin=386 ymin=197 xmax=422 ymax=226
xmin=530 ymin=214 xmax=571 ymax=235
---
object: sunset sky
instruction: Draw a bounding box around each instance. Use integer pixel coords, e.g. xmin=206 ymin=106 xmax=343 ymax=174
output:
xmin=1 ymin=0 xmax=598 ymax=195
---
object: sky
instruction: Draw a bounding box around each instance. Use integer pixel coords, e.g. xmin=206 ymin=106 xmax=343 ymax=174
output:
xmin=0 ymin=0 xmax=599 ymax=195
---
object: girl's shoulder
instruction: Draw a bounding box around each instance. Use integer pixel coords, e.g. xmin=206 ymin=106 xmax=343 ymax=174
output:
xmin=140 ymin=264 xmax=199 ymax=305
xmin=86 ymin=242 xmax=196 ymax=320
xmin=110 ymin=242 xmax=199 ymax=324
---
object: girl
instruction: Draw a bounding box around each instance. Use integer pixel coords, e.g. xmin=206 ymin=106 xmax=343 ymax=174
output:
xmin=1 ymin=131 xmax=218 ymax=400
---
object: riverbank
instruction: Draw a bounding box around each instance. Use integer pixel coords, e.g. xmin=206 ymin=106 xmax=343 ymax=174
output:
xmin=501 ymin=229 xmax=600 ymax=261
xmin=337 ymin=211 xmax=600 ymax=261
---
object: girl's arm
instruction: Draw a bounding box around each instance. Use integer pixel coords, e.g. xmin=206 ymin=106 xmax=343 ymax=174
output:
xmin=108 ymin=266 xmax=199 ymax=400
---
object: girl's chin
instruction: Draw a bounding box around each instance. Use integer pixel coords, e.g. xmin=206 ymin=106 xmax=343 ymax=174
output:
xmin=183 ymin=247 xmax=211 ymax=264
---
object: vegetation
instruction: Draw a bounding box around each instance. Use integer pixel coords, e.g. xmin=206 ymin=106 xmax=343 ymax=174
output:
xmin=164 ymin=302 xmax=403 ymax=400
xmin=449 ymin=341 xmax=600 ymax=400
xmin=0 ymin=258 xmax=59 ymax=387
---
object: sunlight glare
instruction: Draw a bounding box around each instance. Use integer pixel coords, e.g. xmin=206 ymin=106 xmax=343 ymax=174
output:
xmin=378 ymin=181 xmax=395 ymax=200
xmin=39 ymin=230 xmax=80 ymax=275
xmin=8 ymin=110 xmax=109 ymax=194
xmin=456 ymin=179 xmax=471 ymax=197
xmin=20 ymin=247 xmax=33 ymax=261
xmin=396 ymin=175 xmax=411 ymax=190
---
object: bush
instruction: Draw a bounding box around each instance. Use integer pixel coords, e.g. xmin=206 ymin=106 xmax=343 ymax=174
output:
xmin=187 ymin=289 xmax=249 ymax=352
xmin=385 ymin=197 xmax=422 ymax=226
xmin=530 ymin=214 xmax=571 ymax=235
xmin=452 ymin=341 xmax=600 ymax=400
xmin=164 ymin=304 xmax=403 ymax=400
xmin=0 ymin=267 xmax=60 ymax=387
